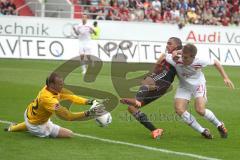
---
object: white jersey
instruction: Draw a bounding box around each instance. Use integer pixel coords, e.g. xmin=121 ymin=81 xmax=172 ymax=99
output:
xmin=165 ymin=54 xmax=212 ymax=89
xmin=74 ymin=24 xmax=94 ymax=54
xmin=74 ymin=24 xmax=93 ymax=42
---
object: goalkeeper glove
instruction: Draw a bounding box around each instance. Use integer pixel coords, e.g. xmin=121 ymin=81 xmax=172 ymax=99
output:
xmin=85 ymin=103 xmax=106 ymax=117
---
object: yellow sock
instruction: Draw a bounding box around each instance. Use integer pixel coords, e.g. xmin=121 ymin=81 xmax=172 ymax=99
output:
xmin=9 ymin=122 xmax=27 ymax=132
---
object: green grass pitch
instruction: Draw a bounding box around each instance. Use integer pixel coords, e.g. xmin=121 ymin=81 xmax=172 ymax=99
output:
xmin=0 ymin=59 xmax=239 ymax=160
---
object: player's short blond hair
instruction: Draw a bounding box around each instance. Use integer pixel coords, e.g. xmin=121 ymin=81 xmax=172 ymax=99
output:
xmin=182 ymin=43 xmax=197 ymax=57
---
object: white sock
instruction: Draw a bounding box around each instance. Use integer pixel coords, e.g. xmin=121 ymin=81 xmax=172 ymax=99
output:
xmin=204 ymin=109 xmax=222 ymax=127
xmin=81 ymin=65 xmax=86 ymax=74
xmin=181 ymin=111 xmax=205 ymax=133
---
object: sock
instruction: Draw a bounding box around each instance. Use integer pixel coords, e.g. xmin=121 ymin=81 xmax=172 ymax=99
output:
xmin=181 ymin=111 xmax=205 ymax=133
xmin=204 ymin=109 xmax=222 ymax=127
xmin=133 ymin=110 xmax=156 ymax=131
xmin=81 ymin=65 xmax=87 ymax=74
xmin=9 ymin=122 xmax=27 ymax=132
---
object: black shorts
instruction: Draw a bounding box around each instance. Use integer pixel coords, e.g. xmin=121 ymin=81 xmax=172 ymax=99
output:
xmin=136 ymin=62 xmax=175 ymax=105
xmin=136 ymin=79 xmax=171 ymax=105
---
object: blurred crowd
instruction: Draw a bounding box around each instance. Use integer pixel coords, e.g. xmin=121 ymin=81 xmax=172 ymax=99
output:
xmin=0 ymin=0 xmax=16 ymax=16
xmin=0 ymin=0 xmax=238 ymax=27
xmin=80 ymin=0 xmax=240 ymax=27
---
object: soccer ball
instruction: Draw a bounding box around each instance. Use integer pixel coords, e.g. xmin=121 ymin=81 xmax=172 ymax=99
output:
xmin=95 ymin=112 xmax=112 ymax=127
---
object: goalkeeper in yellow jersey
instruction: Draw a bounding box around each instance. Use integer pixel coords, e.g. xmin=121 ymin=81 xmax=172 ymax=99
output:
xmin=5 ymin=72 xmax=105 ymax=138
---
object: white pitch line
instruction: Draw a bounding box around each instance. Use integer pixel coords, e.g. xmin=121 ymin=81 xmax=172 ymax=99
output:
xmin=0 ymin=119 xmax=14 ymax=125
xmin=73 ymin=133 xmax=221 ymax=160
xmin=0 ymin=119 xmax=221 ymax=160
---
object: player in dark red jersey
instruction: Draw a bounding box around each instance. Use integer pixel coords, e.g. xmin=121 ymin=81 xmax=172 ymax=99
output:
xmin=120 ymin=37 xmax=182 ymax=139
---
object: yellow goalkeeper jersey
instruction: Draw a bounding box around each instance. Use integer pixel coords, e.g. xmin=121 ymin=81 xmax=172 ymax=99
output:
xmin=26 ymin=86 xmax=88 ymax=125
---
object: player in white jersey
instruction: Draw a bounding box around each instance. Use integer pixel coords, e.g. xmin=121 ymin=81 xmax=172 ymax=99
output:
xmin=165 ymin=43 xmax=235 ymax=139
xmin=73 ymin=15 xmax=96 ymax=75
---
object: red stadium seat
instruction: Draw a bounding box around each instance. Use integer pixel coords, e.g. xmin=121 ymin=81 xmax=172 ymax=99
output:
xmin=71 ymin=0 xmax=82 ymax=18
xmin=14 ymin=0 xmax=34 ymax=16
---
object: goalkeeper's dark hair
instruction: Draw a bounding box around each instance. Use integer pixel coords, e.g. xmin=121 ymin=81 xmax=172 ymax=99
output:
xmin=46 ymin=72 xmax=61 ymax=86
xmin=169 ymin=37 xmax=183 ymax=50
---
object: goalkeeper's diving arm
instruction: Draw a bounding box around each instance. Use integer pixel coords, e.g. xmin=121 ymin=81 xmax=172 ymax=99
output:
xmin=55 ymin=102 xmax=105 ymax=121
xmin=55 ymin=106 xmax=89 ymax=121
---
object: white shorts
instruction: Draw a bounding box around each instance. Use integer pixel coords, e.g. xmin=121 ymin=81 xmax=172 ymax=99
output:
xmin=79 ymin=41 xmax=92 ymax=55
xmin=175 ymin=83 xmax=207 ymax=101
xmin=24 ymin=110 xmax=60 ymax=138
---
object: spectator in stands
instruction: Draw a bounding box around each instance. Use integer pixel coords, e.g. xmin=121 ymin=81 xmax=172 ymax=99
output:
xmin=195 ymin=0 xmax=204 ymax=9
xmin=6 ymin=4 xmax=15 ymax=15
xmin=170 ymin=5 xmax=180 ymax=23
xmin=111 ymin=0 xmax=119 ymax=10
xmin=163 ymin=7 xmax=172 ymax=23
xmin=225 ymin=2 xmax=232 ymax=17
xmin=143 ymin=0 xmax=151 ymax=10
xmin=152 ymin=0 xmax=161 ymax=11
xmin=0 ymin=0 xmax=16 ymax=15
xmin=177 ymin=0 xmax=188 ymax=11
xmin=221 ymin=14 xmax=230 ymax=26
xmin=231 ymin=11 xmax=240 ymax=26
xmin=120 ymin=0 xmax=129 ymax=6
xmin=232 ymin=0 xmax=239 ymax=14
xmin=72 ymin=0 xmax=240 ymax=26
xmin=147 ymin=8 xmax=158 ymax=22
xmin=186 ymin=7 xmax=198 ymax=24
xmin=202 ymin=8 xmax=213 ymax=25
xmin=195 ymin=5 xmax=203 ymax=24
xmin=135 ymin=0 xmax=144 ymax=9
xmin=106 ymin=7 xmax=121 ymax=21
xmin=128 ymin=11 xmax=135 ymax=21
xmin=105 ymin=10 xmax=112 ymax=20
xmin=134 ymin=5 xmax=144 ymax=21
xmin=98 ymin=0 xmax=108 ymax=15
xmin=88 ymin=6 xmax=98 ymax=19
xmin=99 ymin=0 xmax=107 ymax=6
xmin=0 ymin=8 xmax=3 ymax=16
xmin=128 ymin=0 xmax=137 ymax=9
xmin=79 ymin=0 xmax=91 ymax=5
xmin=155 ymin=11 xmax=163 ymax=23
xmin=178 ymin=7 xmax=186 ymax=29
xmin=187 ymin=0 xmax=196 ymax=9
xmin=96 ymin=10 xmax=106 ymax=20
xmin=118 ymin=3 xmax=130 ymax=21
xmin=0 ymin=0 xmax=9 ymax=14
